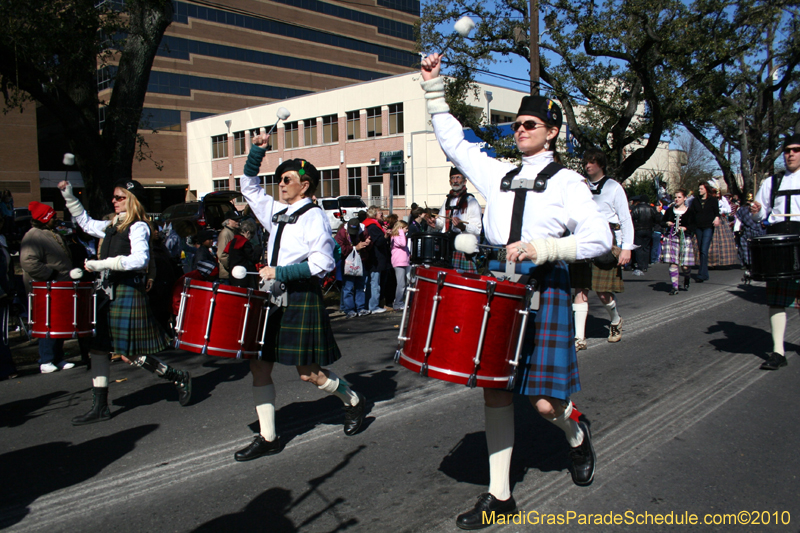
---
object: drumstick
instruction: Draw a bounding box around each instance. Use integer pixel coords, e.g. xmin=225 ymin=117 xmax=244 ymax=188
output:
xmin=773 ymin=213 xmax=800 ymax=217
xmin=435 ymin=215 xmax=468 ymax=224
xmin=231 ymin=265 xmax=260 ymax=279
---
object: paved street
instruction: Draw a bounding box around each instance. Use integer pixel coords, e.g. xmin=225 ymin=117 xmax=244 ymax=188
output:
xmin=2 ymin=264 xmax=799 ymax=532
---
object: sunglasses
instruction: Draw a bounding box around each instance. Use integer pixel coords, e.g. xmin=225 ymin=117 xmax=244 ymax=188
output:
xmin=784 ymin=147 xmax=800 ymax=154
xmin=511 ymin=120 xmax=548 ymax=133
xmin=112 ymin=195 xmax=127 ymax=202
xmin=280 ymin=176 xmax=295 ymax=185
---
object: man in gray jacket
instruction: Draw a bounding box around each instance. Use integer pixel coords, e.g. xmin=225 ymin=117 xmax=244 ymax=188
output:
xmin=20 ymin=202 xmax=76 ymax=373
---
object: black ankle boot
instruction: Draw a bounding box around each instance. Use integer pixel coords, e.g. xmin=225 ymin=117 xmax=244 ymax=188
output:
xmin=163 ymin=367 xmax=192 ymax=406
xmin=72 ymin=387 xmax=111 ymax=426
xmin=683 ymin=277 xmax=690 ymax=291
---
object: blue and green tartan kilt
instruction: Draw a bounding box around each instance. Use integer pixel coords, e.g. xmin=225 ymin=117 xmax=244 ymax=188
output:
xmin=515 ymin=261 xmax=581 ymax=400
xmin=260 ymin=281 xmax=342 ymax=366
xmin=93 ymin=284 xmax=171 ymax=356
xmin=661 ymin=232 xmax=696 ymax=266
xmin=451 ymin=251 xmax=477 ymax=273
xmin=766 ymin=279 xmax=800 ymax=308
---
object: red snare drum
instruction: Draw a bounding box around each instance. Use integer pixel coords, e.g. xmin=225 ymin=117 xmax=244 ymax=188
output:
xmin=28 ymin=281 xmax=96 ymax=339
xmin=395 ymin=266 xmax=535 ymax=390
xmin=174 ymin=279 xmax=269 ymax=359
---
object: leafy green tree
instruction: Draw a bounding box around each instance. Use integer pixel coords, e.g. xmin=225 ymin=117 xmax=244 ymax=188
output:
xmin=0 ymin=0 xmax=173 ymax=214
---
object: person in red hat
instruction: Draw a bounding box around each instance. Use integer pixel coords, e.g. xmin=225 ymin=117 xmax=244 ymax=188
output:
xmin=57 ymin=179 xmax=192 ymax=425
xmin=20 ymin=201 xmax=76 ymax=373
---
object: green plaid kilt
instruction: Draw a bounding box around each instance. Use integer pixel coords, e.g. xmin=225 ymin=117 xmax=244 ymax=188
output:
xmin=260 ymin=281 xmax=342 ymax=366
xmin=766 ymin=279 xmax=800 ymax=308
xmin=93 ymin=283 xmax=171 ymax=356
xmin=451 ymin=251 xmax=477 ymax=273
xmin=707 ymin=222 xmax=739 ymax=267
xmin=569 ymin=261 xmax=624 ymax=293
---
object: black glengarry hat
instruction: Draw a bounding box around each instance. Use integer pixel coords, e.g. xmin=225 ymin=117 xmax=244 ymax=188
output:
xmin=449 ymin=167 xmax=464 ymax=177
xmin=784 ymin=133 xmax=800 ymax=149
xmin=275 ymin=159 xmax=320 ymax=195
xmin=517 ymin=95 xmax=562 ymax=129
xmin=114 ymin=179 xmax=148 ymax=208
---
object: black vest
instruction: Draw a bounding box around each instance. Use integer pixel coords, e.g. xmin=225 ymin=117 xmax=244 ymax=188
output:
xmin=100 ymin=223 xmax=132 ymax=260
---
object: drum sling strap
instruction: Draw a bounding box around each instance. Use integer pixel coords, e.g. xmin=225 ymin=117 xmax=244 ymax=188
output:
xmin=769 ymin=171 xmax=800 ymax=235
xmin=444 ymin=191 xmax=473 ymax=231
xmin=270 ymin=202 xmax=321 ymax=267
xmin=502 ymin=162 xmax=564 ymax=244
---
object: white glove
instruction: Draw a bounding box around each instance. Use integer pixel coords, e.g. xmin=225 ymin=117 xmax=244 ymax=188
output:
xmin=85 ymin=256 xmax=125 ymax=272
xmin=420 ymin=77 xmax=450 ymax=115
xmin=529 ymin=236 xmax=578 ymax=264
xmin=60 ymin=182 xmax=85 ymax=219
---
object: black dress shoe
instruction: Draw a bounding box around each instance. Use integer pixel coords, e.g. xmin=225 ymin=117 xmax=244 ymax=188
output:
xmin=669 ymin=288 xmax=679 ymax=295
xmin=234 ymin=435 xmax=282 ymax=461
xmin=175 ymin=371 xmax=192 ymax=406
xmin=569 ymin=422 xmax=596 ymax=486
xmin=760 ymin=352 xmax=788 ymax=371
xmin=456 ymin=493 xmax=517 ymax=530
xmin=343 ymin=393 xmax=366 ymax=436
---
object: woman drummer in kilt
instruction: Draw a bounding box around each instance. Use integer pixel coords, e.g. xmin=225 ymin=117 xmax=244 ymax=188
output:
xmin=421 ymin=54 xmax=611 ymax=529
xmin=58 ymin=179 xmax=192 ymax=425
xmin=232 ymin=130 xmax=366 ymax=462
xmin=660 ymin=189 xmax=696 ymax=294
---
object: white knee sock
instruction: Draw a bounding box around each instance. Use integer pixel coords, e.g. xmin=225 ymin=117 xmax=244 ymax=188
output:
xmin=91 ymin=354 xmax=110 ymax=388
xmin=604 ymin=299 xmax=621 ymax=325
xmin=253 ymin=384 xmax=277 ymax=441
xmin=318 ymin=371 xmax=359 ymax=407
xmin=545 ymin=401 xmax=584 ymax=448
xmin=573 ymin=303 xmax=589 ymax=339
xmin=769 ymin=307 xmax=787 ymax=355
xmin=485 ymin=404 xmax=514 ymax=501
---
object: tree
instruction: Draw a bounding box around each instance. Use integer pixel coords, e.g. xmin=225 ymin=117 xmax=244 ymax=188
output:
xmin=678 ymin=4 xmax=800 ymax=198
xmin=0 ymin=0 xmax=173 ymax=215
xmin=673 ymin=132 xmax=716 ymax=194
xmin=417 ymin=0 xmax=784 ymax=183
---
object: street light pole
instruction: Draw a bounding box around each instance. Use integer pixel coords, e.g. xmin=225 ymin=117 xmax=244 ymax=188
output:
xmin=530 ymin=0 xmax=539 ymax=95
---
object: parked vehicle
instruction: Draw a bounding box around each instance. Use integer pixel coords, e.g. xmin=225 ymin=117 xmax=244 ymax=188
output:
xmin=161 ymin=191 xmax=240 ymax=238
xmin=318 ymin=196 xmax=367 ymax=230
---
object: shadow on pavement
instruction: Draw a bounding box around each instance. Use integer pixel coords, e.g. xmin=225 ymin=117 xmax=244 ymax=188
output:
xmin=0 ymin=424 xmax=159 ymax=529
xmin=706 ymin=320 xmax=798 ymax=360
xmin=192 ymin=446 xmax=365 ymax=533
xmin=0 ymin=390 xmax=79 ymax=428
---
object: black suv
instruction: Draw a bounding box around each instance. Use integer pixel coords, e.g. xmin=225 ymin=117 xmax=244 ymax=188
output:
xmin=161 ymin=191 xmax=241 ymax=238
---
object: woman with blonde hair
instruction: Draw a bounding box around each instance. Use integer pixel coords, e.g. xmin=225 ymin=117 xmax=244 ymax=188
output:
xmin=58 ymin=179 xmax=192 ymax=425
xmin=390 ymin=220 xmax=410 ymax=310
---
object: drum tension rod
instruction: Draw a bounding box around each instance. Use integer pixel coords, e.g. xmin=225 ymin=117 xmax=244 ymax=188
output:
xmin=467 ymin=280 xmax=496 ymax=388
xmin=421 ymin=270 xmax=447 ymax=377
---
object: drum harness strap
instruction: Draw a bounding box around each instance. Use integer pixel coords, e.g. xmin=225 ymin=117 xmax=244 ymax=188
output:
xmin=768 ymin=171 xmax=800 ymax=235
xmin=266 ymin=202 xmax=320 ymax=306
xmin=444 ymin=190 xmax=474 ymax=231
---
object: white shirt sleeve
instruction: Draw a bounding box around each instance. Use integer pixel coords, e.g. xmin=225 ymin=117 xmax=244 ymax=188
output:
xmin=304 ymin=211 xmax=336 ymax=277
xmin=614 ymin=186 xmax=635 ymax=249
xmin=240 ymin=173 xmax=276 ymax=233
xmin=463 ymin=196 xmax=482 ymax=236
xmin=752 ymin=178 xmax=771 ymax=222
xmin=73 ymin=210 xmax=112 ymax=239
xmin=561 ymin=175 xmax=614 ymax=260
xmin=119 ymin=221 xmax=150 ymax=271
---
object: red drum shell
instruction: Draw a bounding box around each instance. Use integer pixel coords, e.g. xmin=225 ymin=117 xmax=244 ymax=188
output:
xmin=398 ymin=266 xmax=528 ymax=389
xmin=29 ymin=281 xmax=95 ymax=339
xmin=174 ymin=280 xmax=268 ymax=358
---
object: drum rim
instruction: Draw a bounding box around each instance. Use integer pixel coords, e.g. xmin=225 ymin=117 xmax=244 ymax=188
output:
xmin=750 ymin=234 xmax=800 ymax=242
xmin=398 ymin=350 xmax=511 ymax=383
xmin=185 ymin=281 xmax=269 ymax=300
xmin=414 ymin=266 xmax=527 ymax=299
xmin=176 ymin=339 xmax=261 ymax=356
xmin=30 ymin=282 xmax=94 ymax=290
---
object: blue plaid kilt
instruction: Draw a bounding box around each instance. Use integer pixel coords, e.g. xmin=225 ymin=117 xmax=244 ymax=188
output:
xmin=93 ymin=283 xmax=171 ymax=356
xmin=451 ymin=251 xmax=477 ymax=273
xmin=766 ymin=279 xmax=800 ymax=308
xmin=260 ymin=280 xmax=342 ymax=366
xmin=515 ymin=261 xmax=581 ymax=400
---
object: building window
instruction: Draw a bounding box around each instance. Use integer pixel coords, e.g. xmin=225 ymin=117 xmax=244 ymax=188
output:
xmin=322 ymin=114 xmax=338 ymax=144
xmin=347 ymin=167 xmax=362 ymax=196
xmin=97 ymin=66 xmax=114 ymax=91
xmin=367 ymin=165 xmax=382 ymax=183
xmin=391 ymin=169 xmax=406 ymax=196
xmin=213 ymin=178 xmax=230 ymax=191
xmin=320 ymin=169 xmax=340 ymax=198
xmin=284 ymin=121 xmax=299 ymax=149
xmin=366 ymin=107 xmax=382 ymax=138
xmin=388 ymin=103 xmax=403 ymax=135
xmin=304 ymin=119 xmax=318 ymax=147
xmin=98 ymin=106 xmax=106 ymax=131
xmin=263 ymin=174 xmax=280 ymax=199
xmin=491 ymin=113 xmax=513 ymax=124
xmin=212 ymin=134 xmax=228 ymax=159
xmin=140 ymin=108 xmax=181 ymax=132
xmin=233 ymin=131 xmax=246 ymax=156
xmin=346 ymin=111 xmax=360 ymax=141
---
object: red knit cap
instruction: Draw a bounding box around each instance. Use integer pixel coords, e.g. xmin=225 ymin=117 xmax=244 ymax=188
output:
xmin=29 ymin=201 xmax=56 ymax=223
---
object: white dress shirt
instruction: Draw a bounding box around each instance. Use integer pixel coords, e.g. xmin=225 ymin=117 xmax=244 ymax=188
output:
xmin=239 ymin=174 xmax=335 ymax=277
xmin=73 ymin=211 xmax=150 ymax=271
xmin=431 ymin=113 xmax=611 ymax=260
xmin=435 ymin=191 xmax=482 ymax=235
xmin=753 ymin=168 xmax=800 ymax=223
xmin=586 ymin=177 xmax=635 ymax=250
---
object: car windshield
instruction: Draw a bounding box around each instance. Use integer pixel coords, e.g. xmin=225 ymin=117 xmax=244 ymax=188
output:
xmin=339 ymin=198 xmax=366 ymax=208
xmin=321 ymin=200 xmax=339 ymax=210
xmin=162 ymin=203 xmax=199 ymax=220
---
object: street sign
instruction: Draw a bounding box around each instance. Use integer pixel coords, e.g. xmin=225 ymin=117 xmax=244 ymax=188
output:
xmin=379 ymin=150 xmax=404 ymax=173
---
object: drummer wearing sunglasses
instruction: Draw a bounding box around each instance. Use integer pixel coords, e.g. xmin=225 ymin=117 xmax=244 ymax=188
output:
xmin=421 ymin=53 xmax=610 ymax=529
xmin=228 ymin=128 xmax=367 ymax=462
xmin=749 ymin=133 xmax=800 ymax=371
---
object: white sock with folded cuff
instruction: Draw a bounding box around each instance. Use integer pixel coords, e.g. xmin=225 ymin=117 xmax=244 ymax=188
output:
xmin=605 ymin=299 xmax=621 ymax=325
xmin=769 ymin=306 xmax=787 ymax=355
xmin=485 ymin=404 xmax=515 ymax=501
xmin=545 ymin=401 xmax=584 ymax=448
xmin=253 ymin=384 xmax=277 ymax=442
xmin=573 ymin=302 xmax=588 ymax=340
xmin=318 ymin=371 xmax=359 ymax=407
